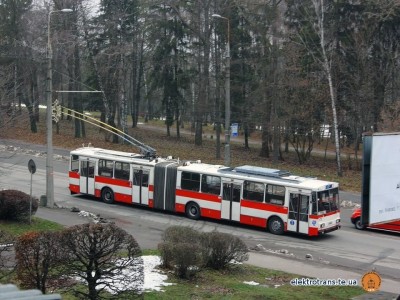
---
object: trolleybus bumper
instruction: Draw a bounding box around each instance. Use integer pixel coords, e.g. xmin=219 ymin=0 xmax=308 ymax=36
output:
xmin=319 ymin=225 xmax=340 ymax=234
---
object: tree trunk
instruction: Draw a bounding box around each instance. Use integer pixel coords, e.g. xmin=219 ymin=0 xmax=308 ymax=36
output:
xmin=313 ymin=0 xmax=342 ymax=176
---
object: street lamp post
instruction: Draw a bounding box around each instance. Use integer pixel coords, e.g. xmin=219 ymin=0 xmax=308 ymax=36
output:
xmin=46 ymin=8 xmax=72 ymax=208
xmin=212 ymin=14 xmax=231 ymax=167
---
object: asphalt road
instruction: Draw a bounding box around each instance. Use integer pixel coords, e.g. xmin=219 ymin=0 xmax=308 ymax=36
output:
xmin=0 ymin=139 xmax=399 ymax=295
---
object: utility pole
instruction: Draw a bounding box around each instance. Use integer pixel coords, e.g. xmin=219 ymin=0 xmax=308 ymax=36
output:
xmin=212 ymin=14 xmax=231 ymax=166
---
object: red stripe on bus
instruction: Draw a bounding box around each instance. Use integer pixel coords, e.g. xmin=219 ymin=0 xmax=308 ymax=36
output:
xmin=309 ymin=227 xmax=319 ymax=236
xmin=175 ymin=203 xmax=185 ymax=213
xmin=69 ymin=171 xmax=80 ymax=179
xmin=241 ymin=200 xmax=288 ymax=214
xmin=240 ymin=215 xmax=266 ymax=228
xmin=175 ymin=189 xmax=221 ymax=203
xmin=148 ymin=199 xmax=154 ymax=208
xmin=200 ymin=208 xmax=220 ymax=219
xmin=115 ymin=192 xmax=132 ymax=204
xmin=96 ymin=176 xmax=131 ymax=187
xmin=69 ymin=184 xmax=80 ymax=194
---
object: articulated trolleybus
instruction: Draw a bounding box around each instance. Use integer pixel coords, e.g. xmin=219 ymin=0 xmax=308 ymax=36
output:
xmin=69 ymin=146 xmax=340 ymax=236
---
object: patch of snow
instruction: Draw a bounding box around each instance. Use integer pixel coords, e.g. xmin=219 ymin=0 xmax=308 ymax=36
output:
xmin=78 ymin=210 xmax=98 ymax=219
xmin=265 ymin=248 xmax=294 ymax=257
xmin=252 ymin=244 xmax=267 ymax=252
xmin=142 ymin=256 xmax=176 ymax=292
xmin=340 ymin=200 xmax=360 ymax=208
xmin=76 ymin=210 xmax=107 ymax=223
xmin=229 ymin=259 xmax=243 ymax=265
xmin=243 ymin=281 xmax=259 ymax=286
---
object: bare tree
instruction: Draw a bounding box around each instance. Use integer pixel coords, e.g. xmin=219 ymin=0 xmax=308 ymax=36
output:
xmin=289 ymin=0 xmax=342 ymax=175
xmin=311 ymin=0 xmax=342 ymax=176
xmin=0 ymin=230 xmax=14 ymax=280
xmin=0 ymin=64 xmax=16 ymax=129
xmin=61 ymin=223 xmax=143 ymax=300
xmin=15 ymin=231 xmax=64 ymax=294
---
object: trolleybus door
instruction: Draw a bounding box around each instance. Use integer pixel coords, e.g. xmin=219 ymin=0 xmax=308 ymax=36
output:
xmin=221 ymin=180 xmax=241 ymax=221
xmin=287 ymin=192 xmax=310 ymax=234
xmin=79 ymin=158 xmax=95 ymax=195
xmin=132 ymin=167 xmax=150 ymax=205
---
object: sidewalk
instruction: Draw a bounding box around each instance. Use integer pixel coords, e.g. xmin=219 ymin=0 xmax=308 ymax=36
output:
xmin=36 ymin=206 xmax=399 ymax=298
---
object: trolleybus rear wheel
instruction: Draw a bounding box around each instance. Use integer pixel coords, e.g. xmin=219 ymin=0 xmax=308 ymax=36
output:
xmin=268 ymin=217 xmax=284 ymax=235
xmin=186 ymin=202 xmax=201 ymax=220
xmin=101 ymin=187 xmax=114 ymax=204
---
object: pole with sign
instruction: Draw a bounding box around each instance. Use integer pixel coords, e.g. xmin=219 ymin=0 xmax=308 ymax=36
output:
xmin=28 ymin=159 xmax=36 ymax=224
xmin=231 ymin=123 xmax=238 ymax=137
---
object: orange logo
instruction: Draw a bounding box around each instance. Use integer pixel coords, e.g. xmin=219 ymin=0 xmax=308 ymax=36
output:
xmin=361 ymin=271 xmax=381 ymax=292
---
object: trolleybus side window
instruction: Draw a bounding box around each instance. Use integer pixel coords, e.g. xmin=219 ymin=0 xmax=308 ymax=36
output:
xmin=299 ymin=195 xmax=309 ymax=221
xmin=243 ymin=181 xmax=264 ymax=202
xmin=142 ymin=172 xmax=149 ymax=187
xmin=233 ymin=185 xmax=241 ymax=202
xmin=71 ymin=155 xmax=79 ymax=172
xmin=201 ymin=175 xmax=221 ymax=195
xmin=222 ymin=184 xmax=241 ymax=202
xmin=80 ymin=160 xmax=94 ymax=178
xmin=181 ymin=172 xmax=200 ymax=191
xmin=98 ymin=159 xmax=114 ymax=178
xmin=266 ymin=184 xmax=285 ymax=205
xmin=311 ymin=193 xmax=318 ymax=214
xmin=114 ymin=162 xmax=130 ymax=180
xmin=133 ymin=169 xmax=149 ymax=187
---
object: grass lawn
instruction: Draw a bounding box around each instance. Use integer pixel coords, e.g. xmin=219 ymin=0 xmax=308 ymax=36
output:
xmin=57 ymin=264 xmax=364 ymax=300
xmin=0 ymin=217 xmax=64 ymax=236
xmin=142 ymin=265 xmax=364 ymax=300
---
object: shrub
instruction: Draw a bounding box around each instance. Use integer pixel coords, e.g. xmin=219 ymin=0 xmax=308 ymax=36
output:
xmin=159 ymin=242 xmax=202 ymax=279
xmin=161 ymin=225 xmax=201 ymax=244
xmin=159 ymin=226 xmax=201 ymax=269
xmin=158 ymin=226 xmax=202 ymax=279
xmin=201 ymin=231 xmax=249 ymax=270
xmin=0 ymin=190 xmax=38 ymax=222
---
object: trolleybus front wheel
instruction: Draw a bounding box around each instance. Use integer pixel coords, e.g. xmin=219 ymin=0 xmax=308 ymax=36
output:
xmin=268 ymin=217 xmax=284 ymax=235
xmin=185 ymin=202 xmax=201 ymax=220
xmin=101 ymin=187 xmax=114 ymax=204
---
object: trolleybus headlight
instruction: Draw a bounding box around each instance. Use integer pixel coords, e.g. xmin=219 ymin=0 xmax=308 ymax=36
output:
xmin=336 ymin=219 xmax=340 ymax=223
xmin=320 ymin=223 xmax=325 ymax=228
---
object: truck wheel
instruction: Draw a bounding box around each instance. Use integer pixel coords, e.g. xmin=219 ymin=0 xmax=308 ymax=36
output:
xmin=101 ymin=187 xmax=114 ymax=204
xmin=268 ymin=217 xmax=284 ymax=235
xmin=185 ymin=202 xmax=201 ymax=220
xmin=354 ymin=218 xmax=365 ymax=230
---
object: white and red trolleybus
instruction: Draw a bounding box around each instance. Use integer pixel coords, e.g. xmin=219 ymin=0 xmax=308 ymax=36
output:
xmin=68 ymin=146 xmax=341 ymax=236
